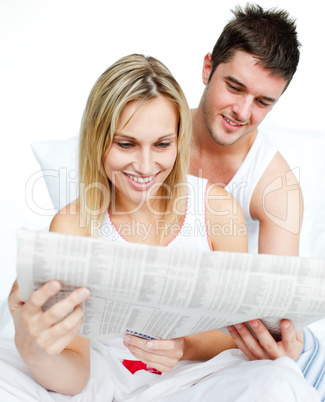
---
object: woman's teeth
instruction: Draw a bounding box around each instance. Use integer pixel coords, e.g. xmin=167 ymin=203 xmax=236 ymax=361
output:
xmin=126 ymin=173 xmax=155 ymax=183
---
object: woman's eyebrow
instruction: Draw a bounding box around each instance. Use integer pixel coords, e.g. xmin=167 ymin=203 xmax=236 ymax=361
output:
xmin=156 ymin=133 xmax=178 ymax=140
xmin=113 ymin=134 xmax=135 ymax=141
xmin=114 ymin=133 xmax=177 ymax=141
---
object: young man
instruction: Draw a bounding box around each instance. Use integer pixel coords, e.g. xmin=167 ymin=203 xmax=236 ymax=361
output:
xmin=189 ymin=4 xmax=324 ymax=398
xmin=190 ymin=4 xmax=302 ymax=256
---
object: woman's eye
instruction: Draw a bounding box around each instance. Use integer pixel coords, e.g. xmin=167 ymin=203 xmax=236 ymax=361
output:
xmin=117 ymin=142 xmax=133 ymax=149
xmin=156 ymin=142 xmax=170 ymax=148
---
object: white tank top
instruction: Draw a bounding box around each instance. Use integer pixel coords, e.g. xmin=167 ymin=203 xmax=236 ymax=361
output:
xmin=225 ymin=130 xmax=278 ymax=253
xmin=95 ymin=174 xmax=211 ymax=360
xmin=100 ymin=174 xmax=211 ymax=251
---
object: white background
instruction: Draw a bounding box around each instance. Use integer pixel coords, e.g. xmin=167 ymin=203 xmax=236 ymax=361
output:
xmin=0 ymin=0 xmax=324 ymax=202
xmin=1 ymin=0 xmax=325 ymax=341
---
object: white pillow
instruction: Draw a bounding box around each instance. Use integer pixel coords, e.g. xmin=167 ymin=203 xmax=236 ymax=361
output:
xmin=30 ymin=136 xmax=79 ymax=211
xmin=30 ymin=124 xmax=325 ymax=258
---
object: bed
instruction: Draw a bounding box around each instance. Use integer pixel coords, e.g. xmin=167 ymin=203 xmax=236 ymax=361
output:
xmin=0 ymin=120 xmax=325 ymax=401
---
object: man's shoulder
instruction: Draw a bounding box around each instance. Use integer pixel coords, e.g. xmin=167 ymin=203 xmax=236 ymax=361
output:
xmin=258 ymin=151 xmax=296 ymax=185
xmin=251 ymin=151 xmax=301 ymax=219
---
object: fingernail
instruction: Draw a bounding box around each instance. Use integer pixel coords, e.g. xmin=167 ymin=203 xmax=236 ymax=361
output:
xmin=283 ymin=322 xmax=290 ymax=329
xmin=49 ymin=281 xmax=60 ymax=291
xmin=124 ymin=336 xmax=131 ymax=345
xmin=146 ymin=341 xmax=154 ymax=349
xmin=250 ymin=320 xmax=259 ymax=328
xmin=234 ymin=324 xmax=243 ymax=330
xmin=78 ymin=288 xmax=90 ymax=299
xmin=227 ymin=326 xmax=234 ymax=332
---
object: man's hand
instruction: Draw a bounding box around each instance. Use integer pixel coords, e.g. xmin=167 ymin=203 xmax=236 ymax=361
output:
xmin=123 ymin=334 xmax=185 ymax=372
xmin=227 ymin=319 xmax=303 ymax=361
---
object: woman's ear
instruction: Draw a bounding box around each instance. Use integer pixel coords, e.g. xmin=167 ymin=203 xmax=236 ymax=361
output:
xmin=202 ymin=53 xmax=213 ymax=85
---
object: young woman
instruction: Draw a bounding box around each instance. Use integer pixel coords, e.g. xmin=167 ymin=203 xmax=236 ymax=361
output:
xmin=8 ymin=55 xmax=319 ymax=401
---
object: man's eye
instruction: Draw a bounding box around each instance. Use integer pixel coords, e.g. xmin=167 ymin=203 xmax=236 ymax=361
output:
xmin=156 ymin=142 xmax=170 ymax=148
xmin=227 ymin=82 xmax=240 ymax=92
xmin=257 ymin=99 xmax=270 ymax=107
xmin=117 ymin=142 xmax=133 ymax=149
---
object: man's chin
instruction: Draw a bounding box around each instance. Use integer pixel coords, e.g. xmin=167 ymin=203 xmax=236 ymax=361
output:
xmin=211 ymin=132 xmax=241 ymax=147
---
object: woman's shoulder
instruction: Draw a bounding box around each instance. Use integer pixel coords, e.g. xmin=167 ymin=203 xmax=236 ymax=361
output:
xmin=206 ymin=182 xmax=234 ymax=214
xmin=205 ymin=182 xmax=246 ymax=228
xmin=205 ymin=183 xmax=247 ymax=252
xmin=49 ymin=200 xmax=88 ymax=236
xmin=186 ymin=173 xmax=208 ymax=187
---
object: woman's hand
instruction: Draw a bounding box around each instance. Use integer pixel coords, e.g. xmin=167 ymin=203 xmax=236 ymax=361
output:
xmin=227 ymin=319 xmax=303 ymax=361
xmin=8 ymin=280 xmax=90 ymax=364
xmin=123 ymin=334 xmax=185 ymax=372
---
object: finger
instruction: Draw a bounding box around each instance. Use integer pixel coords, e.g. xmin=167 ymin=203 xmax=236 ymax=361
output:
xmin=123 ymin=335 xmax=174 ymax=354
xmin=127 ymin=347 xmax=177 ymax=372
xmin=45 ymin=304 xmax=84 ymax=339
xmin=124 ymin=336 xmax=181 ymax=370
xmin=227 ymin=325 xmax=258 ymax=360
xmin=123 ymin=335 xmax=148 ymax=350
xmin=247 ymin=320 xmax=280 ymax=359
xmin=38 ymin=315 xmax=84 ymax=356
xmin=124 ymin=336 xmax=181 ymax=358
xmin=145 ymin=338 xmax=184 ymax=362
xmin=234 ymin=322 xmax=270 ymax=359
xmin=24 ymin=281 xmax=62 ymax=316
xmin=123 ymin=338 xmax=157 ymax=362
xmin=42 ymin=287 xmax=89 ymax=328
xmin=9 ymin=279 xmax=18 ymax=297
xmin=8 ymin=282 xmax=24 ymax=312
xmin=280 ymin=320 xmax=303 ymax=360
xmin=145 ymin=339 xmax=177 ymax=352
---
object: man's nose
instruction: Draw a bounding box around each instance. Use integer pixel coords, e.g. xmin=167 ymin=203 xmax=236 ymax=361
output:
xmin=232 ymin=96 xmax=253 ymax=122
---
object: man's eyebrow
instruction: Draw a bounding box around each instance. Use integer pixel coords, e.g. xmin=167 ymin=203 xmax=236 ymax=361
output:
xmin=225 ymin=75 xmax=277 ymax=103
xmin=225 ymin=75 xmax=246 ymax=88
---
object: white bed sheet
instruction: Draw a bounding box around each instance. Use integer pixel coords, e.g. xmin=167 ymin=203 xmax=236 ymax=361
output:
xmin=0 ymin=321 xmax=320 ymax=402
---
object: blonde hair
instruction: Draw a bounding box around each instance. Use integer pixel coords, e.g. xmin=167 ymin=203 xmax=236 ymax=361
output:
xmin=78 ymin=54 xmax=191 ymax=237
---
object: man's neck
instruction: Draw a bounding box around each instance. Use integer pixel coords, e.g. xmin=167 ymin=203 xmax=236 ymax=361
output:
xmin=190 ymin=107 xmax=258 ymax=186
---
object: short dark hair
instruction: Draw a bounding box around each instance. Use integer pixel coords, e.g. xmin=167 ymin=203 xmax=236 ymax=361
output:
xmin=210 ymin=3 xmax=301 ymax=85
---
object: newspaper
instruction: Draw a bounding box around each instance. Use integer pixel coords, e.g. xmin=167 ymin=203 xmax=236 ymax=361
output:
xmin=16 ymin=229 xmax=325 ymax=340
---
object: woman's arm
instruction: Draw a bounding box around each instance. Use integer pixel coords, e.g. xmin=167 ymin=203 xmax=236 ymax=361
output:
xmin=205 ymin=183 xmax=248 ymax=252
xmin=123 ymin=185 xmax=248 ymax=370
xmin=9 ymin=280 xmax=90 ymax=394
xmin=8 ymin=202 xmax=91 ymax=395
xmin=123 ymin=329 xmax=236 ymax=372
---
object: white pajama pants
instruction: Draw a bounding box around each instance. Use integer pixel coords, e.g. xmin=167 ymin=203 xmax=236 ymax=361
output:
xmin=0 ymin=300 xmax=321 ymax=402
xmin=0 ymin=337 xmax=320 ymax=402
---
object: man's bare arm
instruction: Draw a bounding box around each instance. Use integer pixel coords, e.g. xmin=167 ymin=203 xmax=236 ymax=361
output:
xmin=229 ymin=153 xmax=304 ymax=361
xmin=250 ymin=152 xmax=303 ymax=256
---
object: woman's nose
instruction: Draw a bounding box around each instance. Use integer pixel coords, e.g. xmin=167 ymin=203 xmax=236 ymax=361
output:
xmin=134 ymin=148 xmax=154 ymax=175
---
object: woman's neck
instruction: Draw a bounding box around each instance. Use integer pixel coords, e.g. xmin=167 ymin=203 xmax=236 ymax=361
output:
xmin=108 ymin=196 xmax=187 ymax=246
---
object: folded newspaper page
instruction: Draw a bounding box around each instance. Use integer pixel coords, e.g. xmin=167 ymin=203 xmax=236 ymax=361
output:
xmin=16 ymin=229 xmax=325 ymax=340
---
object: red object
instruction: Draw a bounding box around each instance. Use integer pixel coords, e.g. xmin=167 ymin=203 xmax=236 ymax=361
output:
xmin=122 ymin=359 xmax=162 ymax=375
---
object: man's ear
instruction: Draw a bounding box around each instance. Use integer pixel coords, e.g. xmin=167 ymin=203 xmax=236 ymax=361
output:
xmin=202 ymin=53 xmax=213 ymax=85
